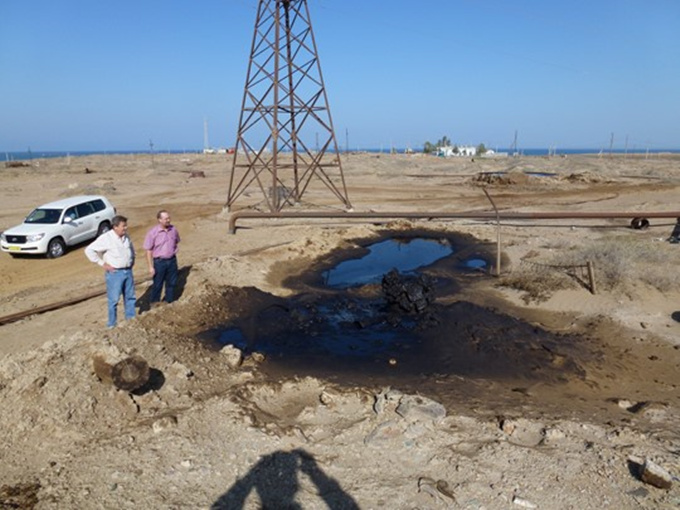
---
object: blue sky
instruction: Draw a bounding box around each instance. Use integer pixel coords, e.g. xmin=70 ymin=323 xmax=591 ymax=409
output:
xmin=1 ymin=0 xmax=679 ymax=152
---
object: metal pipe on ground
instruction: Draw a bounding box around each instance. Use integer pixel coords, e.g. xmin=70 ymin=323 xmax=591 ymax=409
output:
xmin=0 ymin=276 xmax=152 ymax=327
xmin=227 ymin=210 xmax=680 ymax=234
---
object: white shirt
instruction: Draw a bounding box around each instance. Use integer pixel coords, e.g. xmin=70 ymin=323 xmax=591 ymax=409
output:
xmin=85 ymin=230 xmax=135 ymax=269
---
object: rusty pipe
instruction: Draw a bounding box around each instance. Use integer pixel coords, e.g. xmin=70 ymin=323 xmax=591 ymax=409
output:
xmin=227 ymin=209 xmax=680 ymax=234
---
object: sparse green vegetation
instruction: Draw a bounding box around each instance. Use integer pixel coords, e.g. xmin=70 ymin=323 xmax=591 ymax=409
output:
xmin=423 ymin=136 xmax=451 ymax=154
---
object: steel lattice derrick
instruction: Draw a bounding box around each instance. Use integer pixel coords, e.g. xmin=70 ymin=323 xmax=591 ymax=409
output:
xmin=227 ymin=0 xmax=351 ymax=212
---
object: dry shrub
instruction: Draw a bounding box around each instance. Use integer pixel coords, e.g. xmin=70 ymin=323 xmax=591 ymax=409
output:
xmin=500 ymin=261 xmax=578 ymax=303
xmin=501 ymin=236 xmax=680 ymax=302
xmin=560 ymin=237 xmax=680 ymax=293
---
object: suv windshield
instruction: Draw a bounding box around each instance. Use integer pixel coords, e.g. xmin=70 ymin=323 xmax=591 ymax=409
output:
xmin=25 ymin=208 xmax=62 ymax=224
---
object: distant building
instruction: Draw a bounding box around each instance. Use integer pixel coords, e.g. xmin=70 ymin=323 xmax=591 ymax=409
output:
xmin=436 ymin=145 xmax=477 ymax=157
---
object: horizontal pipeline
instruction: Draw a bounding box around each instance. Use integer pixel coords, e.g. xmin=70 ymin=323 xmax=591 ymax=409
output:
xmin=227 ymin=210 xmax=680 ymax=234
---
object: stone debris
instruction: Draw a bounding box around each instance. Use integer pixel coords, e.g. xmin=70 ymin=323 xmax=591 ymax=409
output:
xmin=250 ymin=352 xmax=266 ymax=363
xmin=372 ymin=387 xmax=403 ymax=415
xmin=512 ymin=495 xmax=538 ymax=508
xmin=169 ymin=361 xmax=193 ymax=379
xmin=152 ymin=415 xmax=179 ymax=434
xmin=219 ymin=345 xmax=243 ymax=368
xmin=418 ymin=477 xmax=456 ymax=502
xmin=364 ymin=420 xmax=403 ymax=445
xmin=395 ymin=395 xmax=446 ymax=422
xmin=319 ymin=389 xmax=340 ymax=406
xmin=640 ymin=459 xmax=673 ymax=490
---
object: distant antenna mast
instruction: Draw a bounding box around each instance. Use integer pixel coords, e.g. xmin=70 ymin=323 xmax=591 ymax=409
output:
xmin=149 ymin=139 xmax=155 ymax=168
xmin=511 ymin=130 xmax=518 ymax=156
xmin=227 ymin=0 xmax=351 ymax=212
xmin=203 ymin=117 xmax=210 ymax=153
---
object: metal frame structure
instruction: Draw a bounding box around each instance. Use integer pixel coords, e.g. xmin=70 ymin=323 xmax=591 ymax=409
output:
xmin=227 ymin=0 xmax=351 ymax=213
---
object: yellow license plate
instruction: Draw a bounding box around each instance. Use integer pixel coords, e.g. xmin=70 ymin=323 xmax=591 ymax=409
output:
xmin=8 ymin=246 xmax=21 ymax=251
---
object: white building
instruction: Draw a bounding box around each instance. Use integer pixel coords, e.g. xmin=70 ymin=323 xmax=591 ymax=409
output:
xmin=436 ymin=145 xmax=477 ymax=157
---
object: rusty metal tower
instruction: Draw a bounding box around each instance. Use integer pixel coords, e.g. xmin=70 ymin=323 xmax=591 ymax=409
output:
xmin=227 ymin=0 xmax=351 ymax=213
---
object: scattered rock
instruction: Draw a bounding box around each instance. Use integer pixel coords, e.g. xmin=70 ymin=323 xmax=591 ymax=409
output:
xmin=640 ymin=459 xmax=673 ymax=490
xmin=251 ymin=352 xmax=265 ymax=363
xmin=418 ymin=477 xmax=456 ymax=502
xmin=373 ymin=388 xmax=403 ymax=415
xmin=220 ymin=345 xmax=243 ymax=368
xmin=512 ymin=495 xmax=537 ymax=508
xmin=169 ymin=361 xmax=193 ymax=379
xmin=395 ymin=395 xmax=446 ymax=422
xmin=0 ymin=481 xmax=40 ymax=508
xmin=615 ymin=398 xmax=635 ymax=410
xmin=364 ymin=420 xmax=403 ymax=444
xmin=152 ymin=414 xmax=179 ymax=434
xmin=542 ymin=427 xmax=566 ymax=442
xmin=319 ymin=389 xmax=340 ymax=406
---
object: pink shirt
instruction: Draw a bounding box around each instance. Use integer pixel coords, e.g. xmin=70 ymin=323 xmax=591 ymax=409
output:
xmin=143 ymin=224 xmax=180 ymax=259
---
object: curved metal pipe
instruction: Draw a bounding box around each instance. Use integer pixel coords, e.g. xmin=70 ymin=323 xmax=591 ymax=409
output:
xmin=228 ymin=209 xmax=680 ymax=234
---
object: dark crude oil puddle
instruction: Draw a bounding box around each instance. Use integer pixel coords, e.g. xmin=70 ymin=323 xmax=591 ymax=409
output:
xmin=323 ymin=237 xmax=487 ymax=288
xmin=208 ymin=231 xmax=595 ymax=393
xmin=323 ymin=238 xmax=454 ymax=287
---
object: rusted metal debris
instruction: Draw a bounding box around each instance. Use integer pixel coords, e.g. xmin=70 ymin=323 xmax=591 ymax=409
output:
xmin=92 ymin=354 xmax=150 ymax=392
xmin=0 ymin=276 xmax=153 ymax=327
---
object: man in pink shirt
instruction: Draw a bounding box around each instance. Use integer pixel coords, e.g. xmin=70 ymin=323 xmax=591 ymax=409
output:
xmin=143 ymin=210 xmax=180 ymax=304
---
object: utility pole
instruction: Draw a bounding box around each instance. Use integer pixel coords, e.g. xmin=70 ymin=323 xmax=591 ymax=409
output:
xmin=149 ymin=139 xmax=155 ymax=168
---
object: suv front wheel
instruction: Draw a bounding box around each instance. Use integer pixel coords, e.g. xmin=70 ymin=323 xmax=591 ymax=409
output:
xmin=47 ymin=238 xmax=66 ymax=259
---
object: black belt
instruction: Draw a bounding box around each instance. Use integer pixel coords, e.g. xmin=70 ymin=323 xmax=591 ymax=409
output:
xmin=114 ymin=266 xmax=132 ymax=270
xmin=154 ymin=255 xmax=176 ymax=261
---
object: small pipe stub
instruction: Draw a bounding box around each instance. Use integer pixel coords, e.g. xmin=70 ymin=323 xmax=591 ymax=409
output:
xmin=631 ymin=217 xmax=650 ymax=230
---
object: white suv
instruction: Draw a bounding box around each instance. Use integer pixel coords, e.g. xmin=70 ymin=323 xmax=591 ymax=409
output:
xmin=1 ymin=195 xmax=117 ymax=258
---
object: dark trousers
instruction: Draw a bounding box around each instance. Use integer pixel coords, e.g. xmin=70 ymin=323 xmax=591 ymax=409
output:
xmin=151 ymin=256 xmax=178 ymax=303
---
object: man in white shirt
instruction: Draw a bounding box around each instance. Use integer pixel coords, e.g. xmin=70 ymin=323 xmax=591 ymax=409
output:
xmin=85 ymin=215 xmax=136 ymax=328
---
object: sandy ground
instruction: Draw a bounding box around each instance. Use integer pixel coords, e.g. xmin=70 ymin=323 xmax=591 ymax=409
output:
xmin=1 ymin=152 xmax=679 ymax=509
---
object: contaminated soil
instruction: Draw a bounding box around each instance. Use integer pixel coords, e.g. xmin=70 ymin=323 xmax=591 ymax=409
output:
xmin=1 ymin=152 xmax=679 ymax=509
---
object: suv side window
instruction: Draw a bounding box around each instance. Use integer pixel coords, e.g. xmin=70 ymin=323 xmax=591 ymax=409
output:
xmin=76 ymin=202 xmax=95 ymax=218
xmin=90 ymin=199 xmax=106 ymax=212
xmin=64 ymin=206 xmax=78 ymax=222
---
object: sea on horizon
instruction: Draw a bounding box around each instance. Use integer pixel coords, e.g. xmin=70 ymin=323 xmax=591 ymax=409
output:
xmin=3 ymin=147 xmax=680 ymax=161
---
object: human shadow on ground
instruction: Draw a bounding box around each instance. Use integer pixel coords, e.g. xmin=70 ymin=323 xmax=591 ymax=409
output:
xmin=211 ymin=449 xmax=359 ymax=510
xmin=671 ymin=311 xmax=680 ymax=323
xmin=137 ymin=265 xmax=192 ymax=313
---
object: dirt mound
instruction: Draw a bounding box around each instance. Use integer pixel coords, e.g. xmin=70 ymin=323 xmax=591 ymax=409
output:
xmin=474 ymin=171 xmax=531 ymax=185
